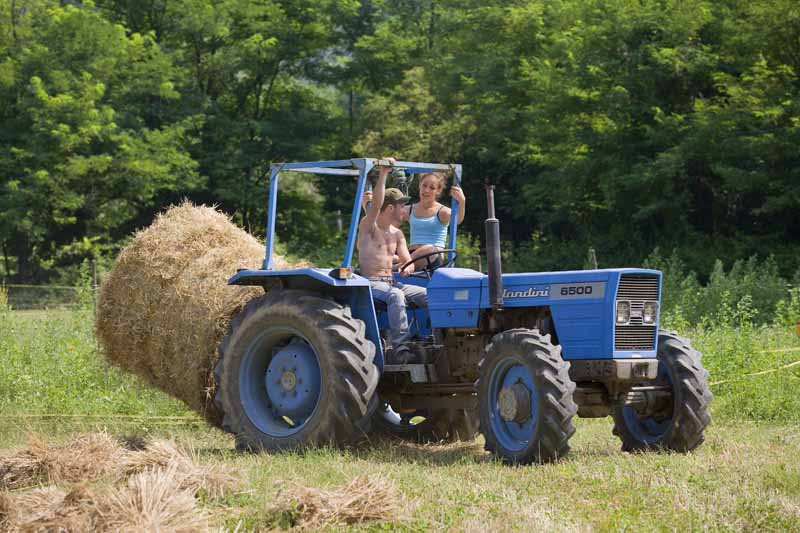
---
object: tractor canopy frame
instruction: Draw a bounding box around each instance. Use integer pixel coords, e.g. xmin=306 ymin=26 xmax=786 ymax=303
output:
xmin=263 ymin=158 xmax=463 ymax=270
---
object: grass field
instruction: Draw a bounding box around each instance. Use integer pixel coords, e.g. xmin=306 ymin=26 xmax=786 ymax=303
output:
xmin=1 ymin=308 xmax=799 ymax=531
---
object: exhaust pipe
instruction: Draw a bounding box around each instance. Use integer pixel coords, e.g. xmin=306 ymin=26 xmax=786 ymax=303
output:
xmin=485 ymin=184 xmax=503 ymax=308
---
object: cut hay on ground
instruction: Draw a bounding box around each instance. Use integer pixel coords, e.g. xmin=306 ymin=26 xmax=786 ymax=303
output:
xmin=268 ymin=474 xmax=407 ymax=530
xmin=0 ymin=432 xmax=235 ymax=498
xmin=0 ymin=432 xmax=124 ymax=490
xmin=121 ymin=438 xmax=236 ymax=499
xmin=97 ymin=466 xmax=207 ymax=532
xmin=0 ymin=491 xmax=14 ymax=530
xmin=95 ymin=202 xmax=298 ymax=427
xmin=5 ymin=471 xmax=206 ymax=532
xmin=0 ymin=433 xmax=234 ymax=532
xmin=16 ymin=485 xmax=98 ymax=532
xmin=2 ymin=485 xmax=70 ymax=530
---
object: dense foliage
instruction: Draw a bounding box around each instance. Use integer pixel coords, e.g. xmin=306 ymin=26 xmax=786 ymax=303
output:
xmin=1 ymin=0 xmax=798 ymax=282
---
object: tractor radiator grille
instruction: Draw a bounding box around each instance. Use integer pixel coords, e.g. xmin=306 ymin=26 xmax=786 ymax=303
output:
xmin=616 ymin=275 xmax=659 ymax=300
xmin=615 ymin=274 xmax=659 ymax=350
xmin=615 ymin=326 xmax=657 ymax=350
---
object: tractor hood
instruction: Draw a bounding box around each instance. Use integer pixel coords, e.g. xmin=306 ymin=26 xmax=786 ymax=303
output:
xmin=427 ymin=268 xmax=484 ymax=327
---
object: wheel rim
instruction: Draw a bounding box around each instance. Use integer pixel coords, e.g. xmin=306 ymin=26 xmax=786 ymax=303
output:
xmin=488 ymin=358 xmax=538 ymax=452
xmin=239 ymin=327 xmax=322 ymax=437
xmin=622 ymin=360 xmax=674 ymax=444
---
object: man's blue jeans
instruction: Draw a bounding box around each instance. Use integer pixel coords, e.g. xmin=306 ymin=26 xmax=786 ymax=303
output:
xmin=368 ymin=277 xmax=427 ymax=351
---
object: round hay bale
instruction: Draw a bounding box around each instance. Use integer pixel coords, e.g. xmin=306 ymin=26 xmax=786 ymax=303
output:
xmin=96 ymin=202 xmax=296 ymax=427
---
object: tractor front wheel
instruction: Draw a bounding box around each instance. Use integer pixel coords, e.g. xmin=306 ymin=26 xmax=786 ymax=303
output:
xmin=612 ymin=330 xmax=712 ymax=452
xmin=478 ymin=329 xmax=577 ymax=464
xmin=214 ymin=290 xmax=379 ymax=451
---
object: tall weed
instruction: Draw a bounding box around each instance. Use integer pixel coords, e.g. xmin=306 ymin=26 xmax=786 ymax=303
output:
xmin=775 ymin=286 xmax=800 ymax=327
xmin=502 ymin=232 xmax=585 ymax=273
xmin=649 ymin=250 xmax=800 ymax=421
xmin=72 ymin=258 xmax=98 ymax=309
xmin=702 ymin=257 xmax=785 ymax=323
xmin=0 ymin=310 xmax=190 ymax=425
xmin=646 ymin=249 xmax=790 ymax=325
xmin=643 ymin=248 xmax=702 ymax=321
xmin=695 ymin=323 xmax=800 ymax=421
xmin=0 ymin=283 xmax=7 ymax=311
xmin=455 ymin=231 xmax=482 ymax=271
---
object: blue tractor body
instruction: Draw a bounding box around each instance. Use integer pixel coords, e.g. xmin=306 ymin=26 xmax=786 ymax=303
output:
xmin=231 ymin=266 xmax=663 ymax=367
xmin=429 ymin=267 xmax=662 ymax=360
xmin=216 ymin=158 xmax=711 ymax=464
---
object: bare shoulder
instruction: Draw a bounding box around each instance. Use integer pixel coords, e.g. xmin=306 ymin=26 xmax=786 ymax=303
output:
xmin=390 ymin=225 xmax=406 ymax=241
xmin=359 ymin=214 xmax=376 ymax=227
xmin=437 ymin=203 xmax=452 ymax=222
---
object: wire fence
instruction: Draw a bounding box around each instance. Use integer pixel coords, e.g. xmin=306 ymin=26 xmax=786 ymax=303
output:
xmin=0 ymin=284 xmax=96 ymax=311
xmin=1 ymin=260 xmax=99 ymax=311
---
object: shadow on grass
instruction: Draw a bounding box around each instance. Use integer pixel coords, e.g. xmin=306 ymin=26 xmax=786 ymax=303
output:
xmin=188 ymin=432 xmax=631 ymax=466
xmin=190 ymin=434 xmax=491 ymax=466
xmin=107 ymin=419 xmax=639 ymax=466
xmin=363 ymin=436 xmax=491 ymax=466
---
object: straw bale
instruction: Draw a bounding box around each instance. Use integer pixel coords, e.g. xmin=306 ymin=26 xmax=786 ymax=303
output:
xmin=95 ymin=202 xmax=298 ymax=427
xmin=267 ymin=474 xmax=407 ymax=530
xmin=0 ymin=433 xmax=123 ymax=490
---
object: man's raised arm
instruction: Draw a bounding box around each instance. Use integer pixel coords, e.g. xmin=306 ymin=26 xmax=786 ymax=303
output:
xmin=362 ymin=159 xmax=393 ymax=227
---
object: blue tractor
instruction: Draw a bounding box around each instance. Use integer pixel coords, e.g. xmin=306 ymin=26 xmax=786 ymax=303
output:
xmin=214 ymin=158 xmax=712 ymax=464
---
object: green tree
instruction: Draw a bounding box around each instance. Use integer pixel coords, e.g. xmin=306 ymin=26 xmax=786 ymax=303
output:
xmin=0 ymin=2 xmax=199 ymax=280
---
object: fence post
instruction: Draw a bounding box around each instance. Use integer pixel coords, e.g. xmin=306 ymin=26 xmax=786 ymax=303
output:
xmin=92 ymin=258 xmax=98 ymax=314
xmin=588 ymin=247 xmax=598 ymax=269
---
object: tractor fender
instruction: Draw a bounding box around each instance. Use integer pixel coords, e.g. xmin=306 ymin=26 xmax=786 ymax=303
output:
xmin=228 ymin=268 xmax=384 ymax=369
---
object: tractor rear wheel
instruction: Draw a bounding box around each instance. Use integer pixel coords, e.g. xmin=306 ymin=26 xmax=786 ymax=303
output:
xmin=214 ymin=290 xmax=379 ymax=451
xmin=373 ymin=402 xmax=479 ymax=443
xmin=612 ymin=330 xmax=712 ymax=452
xmin=478 ymin=329 xmax=577 ymax=464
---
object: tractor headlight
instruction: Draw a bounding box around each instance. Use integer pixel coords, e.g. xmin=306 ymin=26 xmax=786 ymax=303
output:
xmin=643 ymin=301 xmax=659 ymax=325
xmin=616 ymin=301 xmax=631 ymax=324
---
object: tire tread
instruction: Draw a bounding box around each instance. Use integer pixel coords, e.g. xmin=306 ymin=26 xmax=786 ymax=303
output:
xmin=478 ymin=329 xmax=578 ymax=464
xmin=612 ymin=329 xmax=712 ymax=453
xmin=214 ymin=290 xmax=378 ymax=451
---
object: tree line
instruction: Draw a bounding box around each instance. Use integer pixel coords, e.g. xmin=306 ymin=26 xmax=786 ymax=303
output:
xmin=1 ymin=0 xmax=798 ymax=283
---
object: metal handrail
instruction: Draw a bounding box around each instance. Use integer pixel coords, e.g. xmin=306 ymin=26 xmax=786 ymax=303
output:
xmin=263 ymin=158 xmax=463 ymax=271
xmin=277 ymin=158 xmax=458 ymax=176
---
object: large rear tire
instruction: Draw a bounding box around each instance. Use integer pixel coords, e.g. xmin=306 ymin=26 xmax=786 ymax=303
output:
xmin=612 ymin=330 xmax=712 ymax=452
xmin=214 ymin=290 xmax=379 ymax=451
xmin=478 ymin=329 xmax=577 ymax=464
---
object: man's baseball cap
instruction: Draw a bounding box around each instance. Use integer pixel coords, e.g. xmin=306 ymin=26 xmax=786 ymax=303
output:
xmin=382 ymin=188 xmax=411 ymax=207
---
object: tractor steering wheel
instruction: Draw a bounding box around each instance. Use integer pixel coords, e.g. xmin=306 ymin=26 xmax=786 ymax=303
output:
xmin=398 ymin=249 xmax=457 ymax=280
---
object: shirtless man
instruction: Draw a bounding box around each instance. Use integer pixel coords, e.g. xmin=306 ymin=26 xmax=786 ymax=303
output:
xmin=357 ymin=159 xmax=427 ymax=364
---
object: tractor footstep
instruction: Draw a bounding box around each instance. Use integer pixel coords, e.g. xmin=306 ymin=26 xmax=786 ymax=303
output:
xmin=383 ymin=364 xmax=438 ymax=383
